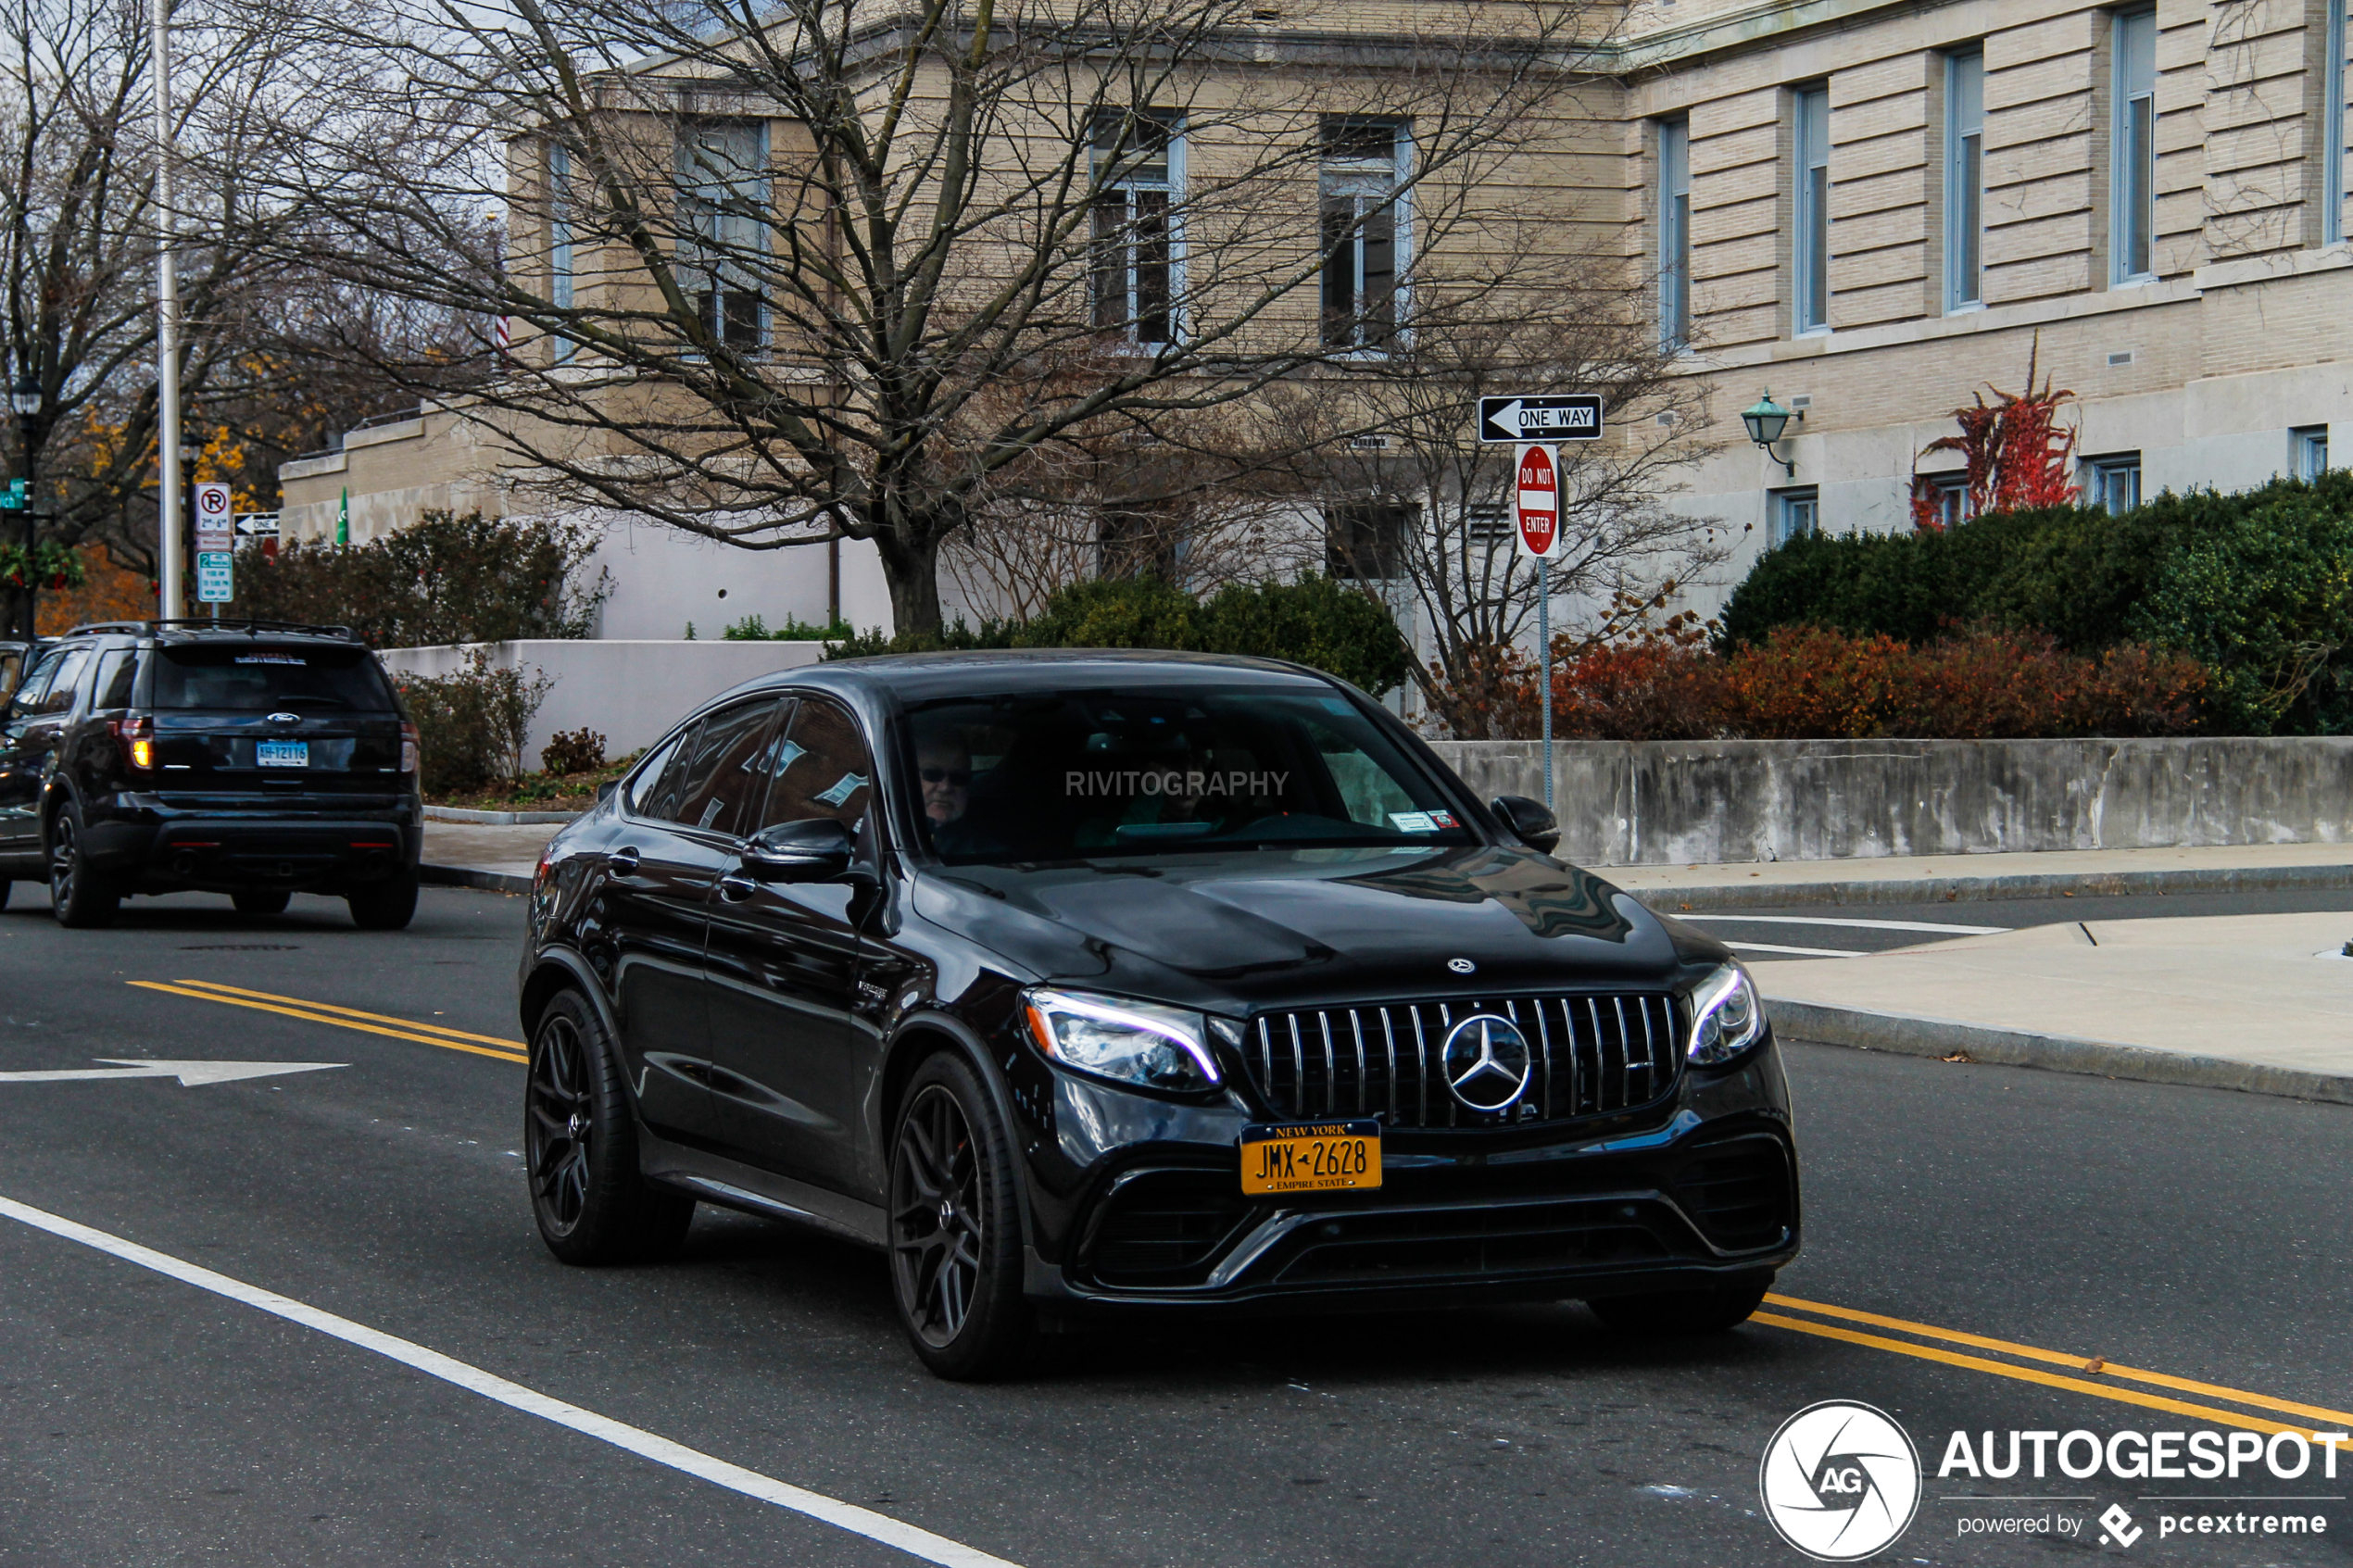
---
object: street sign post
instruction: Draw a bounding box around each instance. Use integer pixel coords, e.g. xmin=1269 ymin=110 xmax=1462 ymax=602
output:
xmin=193 ymin=482 xmax=233 ymax=551
xmin=195 ymin=550 xmax=233 ymax=604
xmin=1479 ymin=395 xmax=1604 ymax=445
xmin=1515 ymin=444 xmax=1561 ymax=810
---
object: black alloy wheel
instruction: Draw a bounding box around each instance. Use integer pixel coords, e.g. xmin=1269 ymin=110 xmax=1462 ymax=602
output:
xmin=887 ymin=1053 xmax=1032 ymax=1380
xmin=524 ymin=989 xmax=693 ymax=1265
xmin=48 ymin=800 xmax=118 ymax=928
xmin=233 ymin=890 xmax=292 ymax=916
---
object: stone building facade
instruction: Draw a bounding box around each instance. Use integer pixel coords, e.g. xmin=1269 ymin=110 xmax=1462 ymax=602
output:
xmin=277 ymin=0 xmax=2353 ymax=630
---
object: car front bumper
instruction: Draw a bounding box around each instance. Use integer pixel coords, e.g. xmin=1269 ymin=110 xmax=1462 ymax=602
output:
xmin=1013 ymin=1035 xmax=1799 ymax=1316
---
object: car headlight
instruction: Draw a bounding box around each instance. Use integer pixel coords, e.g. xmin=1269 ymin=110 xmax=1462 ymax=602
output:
xmin=1686 ymin=962 xmax=1766 ymax=1066
xmin=1023 ymin=988 xmax=1222 ymax=1092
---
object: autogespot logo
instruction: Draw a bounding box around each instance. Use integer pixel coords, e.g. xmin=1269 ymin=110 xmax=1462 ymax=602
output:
xmin=1759 ymin=1400 xmax=1924 ymax=1562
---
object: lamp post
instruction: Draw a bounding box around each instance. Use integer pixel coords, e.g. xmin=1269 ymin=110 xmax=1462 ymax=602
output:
xmin=10 ymin=375 xmax=36 ymax=639
xmin=1741 ymin=390 xmax=1800 ymax=480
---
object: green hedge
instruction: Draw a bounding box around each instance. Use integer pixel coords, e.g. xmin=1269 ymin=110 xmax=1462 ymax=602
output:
xmin=823 ymin=575 xmax=1410 ymax=697
xmin=1716 ymin=472 xmax=2353 ymax=733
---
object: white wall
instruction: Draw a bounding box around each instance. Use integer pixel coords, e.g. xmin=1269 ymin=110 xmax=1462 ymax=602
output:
xmin=378 ymin=639 xmax=825 ymax=765
xmin=582 ymin=515 xmax=895 ymax=640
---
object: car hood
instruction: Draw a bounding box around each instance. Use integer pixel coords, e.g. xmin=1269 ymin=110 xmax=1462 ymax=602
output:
xmin=910 ymin=845 xmax=1721 ymax=1010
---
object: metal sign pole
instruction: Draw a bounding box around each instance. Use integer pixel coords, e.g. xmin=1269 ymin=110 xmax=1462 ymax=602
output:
xmin=154 ymin=0 xmax=183 ymax=621
xmin=1540 ymin=557 xmax=1552 ymax=811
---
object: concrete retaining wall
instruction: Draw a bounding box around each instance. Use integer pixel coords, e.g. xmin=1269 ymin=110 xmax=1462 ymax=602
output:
xmin=379 ymin=639 xmax=824 ymax=765
xmin=1427 ymin=737 xmax=2353 ymax=867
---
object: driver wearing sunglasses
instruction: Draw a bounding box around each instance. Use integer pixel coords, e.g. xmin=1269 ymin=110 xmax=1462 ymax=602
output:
xmin=918 ymin=741 xmax=974 ymax=830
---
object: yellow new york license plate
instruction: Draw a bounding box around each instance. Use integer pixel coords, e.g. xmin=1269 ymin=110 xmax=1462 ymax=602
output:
xmin=1239 ymin=1121 xmax=1382 ymax=1197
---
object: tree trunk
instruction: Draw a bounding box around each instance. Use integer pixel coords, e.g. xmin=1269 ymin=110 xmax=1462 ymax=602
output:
xmin=875 ymin=521 xmax=946 ymax=639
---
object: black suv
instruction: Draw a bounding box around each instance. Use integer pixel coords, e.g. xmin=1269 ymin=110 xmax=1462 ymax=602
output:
xmin=519 ymin=652 xmax=1797 ymax=1378
xmin=0 ymin=620 xmax=422 ymax=928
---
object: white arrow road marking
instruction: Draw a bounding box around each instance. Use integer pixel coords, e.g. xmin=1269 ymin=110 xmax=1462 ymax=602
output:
xmin=0 ymin=1060 xmax=346 ymax=1086
xmin=0 ymin=1193 xmax=1023 ymax=1568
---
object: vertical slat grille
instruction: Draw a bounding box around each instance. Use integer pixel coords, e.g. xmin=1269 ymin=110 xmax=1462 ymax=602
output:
xmin=1243 ymin=995 xmax=1680 ymax=1128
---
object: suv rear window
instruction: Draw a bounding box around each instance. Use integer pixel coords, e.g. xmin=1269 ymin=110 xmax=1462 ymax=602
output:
xmin=153 ymin=644 xmax=396 ymax=711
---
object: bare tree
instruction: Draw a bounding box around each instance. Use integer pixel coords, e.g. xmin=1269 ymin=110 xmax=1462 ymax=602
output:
xmin=228 ymin=0 xmax=1625 ymax=633
xmin=1279 ymin=288 xmax=1724 ymax=735
xmin=0 ymin=0 xmax=366 ymax=587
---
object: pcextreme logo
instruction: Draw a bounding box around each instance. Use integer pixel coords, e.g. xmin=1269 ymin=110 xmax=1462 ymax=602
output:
xmin=1759 ymin=1400 xmax=1923 ymax=1561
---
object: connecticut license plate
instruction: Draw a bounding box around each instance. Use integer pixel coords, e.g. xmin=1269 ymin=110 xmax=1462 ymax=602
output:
xmin=1239 ymin=1121 xmax=1382 ymax=1197
xmin=256 ymin=740 xmax=309 ymax=769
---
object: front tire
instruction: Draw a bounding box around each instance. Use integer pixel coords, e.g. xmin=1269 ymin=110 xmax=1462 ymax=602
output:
xmin=887 ymin=1053 xmax=1032 ymax=1380
xmin=1588 ymin=1276 xmax=1773 ymax=1335
xmin=346 ymin=869 xmax=419 ymax=931
xmin=48 ymin=801 xmax=119 ymax=929
xmin=524 ymin=989 xmax=694 ymax=1265
xmin=233 ymin=889 xmax=292 ymax=916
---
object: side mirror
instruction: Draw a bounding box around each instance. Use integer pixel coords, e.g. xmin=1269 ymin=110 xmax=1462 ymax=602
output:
xmin=741 ymin=817 xmax=856 ymax=883
xmin=1491 ymin=794 xmax=1561 ymax=854
xmin=596 ymin=779 xmax=619 ymax=804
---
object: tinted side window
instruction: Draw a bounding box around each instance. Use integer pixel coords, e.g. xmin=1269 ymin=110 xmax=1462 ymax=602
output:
xmin=10 ymin=648 xmax=63 ymax=712
xmin=668 ymin=698 xmax=783 ymax=836
xmin=624 ymin=731 xmax=684 ymax=817
xmin=630 ymin=722 xmax=701 ymax=822
xmin=36 ymin=648 xmax=91 ymax=715
xmin=94 ymin=649 xmax=138 ymax=710
xmin=756 ymin=697 xmax=874 ymax=831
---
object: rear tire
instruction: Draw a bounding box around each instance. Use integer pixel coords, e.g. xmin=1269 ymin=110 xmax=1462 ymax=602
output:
xmin=524 ymin=989 xmax=694 ymax=1265
xmin=887 ymin=1052 xmax=1033 ymax=1380
xmin=233 ymin=889 xmax=292 ymax=916
xmin=346 ymin=869 xmax=419 ymax=931
xmin=48 ymin=801 xmax=120 ymax=929
xmin=1588 ymin=1276 xmax=1773 ymax=1335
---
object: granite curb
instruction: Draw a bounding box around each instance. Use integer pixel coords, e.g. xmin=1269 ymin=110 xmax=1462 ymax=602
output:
xmin=422 ymin=863 xmax=534 ymax=896
xmin=1768 ymin=997 xmax=2353 ymax=1106
xmin=422 ymin=806 xmax=580 ymax=826
xmin=1635 ymin=861 xmax=2353 ymax=911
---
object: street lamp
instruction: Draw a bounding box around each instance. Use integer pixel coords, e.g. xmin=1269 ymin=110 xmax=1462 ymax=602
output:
xmin=1742 ymin=390 xmax=1800 ymax=479
xmin=10 ymin=375 xmax=35 ymax=640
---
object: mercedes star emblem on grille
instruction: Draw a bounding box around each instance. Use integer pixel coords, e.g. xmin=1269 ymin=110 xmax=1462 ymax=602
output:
xmin=1440 ymin=1014 xmax=1532 ymax=1113
xmin=1446 ymin=958 xmax=1476 ymax=974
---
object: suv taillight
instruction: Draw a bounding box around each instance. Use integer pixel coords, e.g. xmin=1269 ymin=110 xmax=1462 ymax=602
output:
xmin=112 ymin=715 xmax=154 ymax=771
xmin=399 ymin=721 xmax=420 ymax=777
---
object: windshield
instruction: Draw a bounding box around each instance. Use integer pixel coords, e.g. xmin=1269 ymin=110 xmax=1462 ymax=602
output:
xmin=153 ymin=644 xmax=396 ymax=712
xmin=907 ymin=684 xmax=1476 ymax=863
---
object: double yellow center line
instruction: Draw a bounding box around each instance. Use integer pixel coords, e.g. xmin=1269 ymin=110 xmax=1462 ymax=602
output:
xmin=127 ymin=979 xmax=527 ymax=1065
xmin=130 ymin=977 xmax=2349 ymax=1440
xmin=1760 ymin=1294 xmax=2352 ymax=1440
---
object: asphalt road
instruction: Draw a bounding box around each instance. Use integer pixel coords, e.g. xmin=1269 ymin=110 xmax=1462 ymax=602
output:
xmin=4 ymin=881 xmax=2350 ymax=1566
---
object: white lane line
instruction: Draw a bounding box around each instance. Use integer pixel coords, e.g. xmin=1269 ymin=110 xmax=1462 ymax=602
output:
xmin=1722 ymin=940 xmax=1869 ymax=958
xmin=0 ymin=1194 xmax=1020 ymax=1568
xmin=1688 ymin=914 xmax=2007 ymax=935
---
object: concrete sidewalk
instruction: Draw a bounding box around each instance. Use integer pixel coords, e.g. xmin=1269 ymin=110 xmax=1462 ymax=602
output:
xmin=422 ymin=821 xmax=567 ymax=893
xmin=1609 ymin=840 xmax=2353 ymax=909
xmin=1755 ymin=910 xmax=2353 ymax=1105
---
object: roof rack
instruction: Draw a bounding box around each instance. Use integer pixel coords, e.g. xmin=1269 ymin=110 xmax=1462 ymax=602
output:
xmin=66 ymin=617 xmax=359 ymax=640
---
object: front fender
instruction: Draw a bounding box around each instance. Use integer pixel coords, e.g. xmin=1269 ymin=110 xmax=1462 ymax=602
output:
xmin=875 ymin=1006 xmax=1038 ymax=1251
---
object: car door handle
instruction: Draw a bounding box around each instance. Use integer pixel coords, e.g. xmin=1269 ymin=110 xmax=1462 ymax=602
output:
xmin=717 ymin=873 xmax=758 ymax=902
xmin=609 ymin=846 xmax=641 ymax=872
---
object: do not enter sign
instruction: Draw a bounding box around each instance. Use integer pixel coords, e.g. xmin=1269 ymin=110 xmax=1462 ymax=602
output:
xmin=1515 ymin=443 xmax=1558 ymax=559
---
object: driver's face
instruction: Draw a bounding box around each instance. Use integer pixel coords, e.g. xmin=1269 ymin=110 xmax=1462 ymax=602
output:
xmin=919 ymin=745 xmax=971 ymax=825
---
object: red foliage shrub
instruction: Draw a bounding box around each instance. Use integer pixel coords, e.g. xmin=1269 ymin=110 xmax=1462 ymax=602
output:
xmin=1467 ymin=623 xmax=2209 ymax=741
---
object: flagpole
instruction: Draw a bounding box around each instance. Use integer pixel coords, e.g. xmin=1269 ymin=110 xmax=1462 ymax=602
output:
xmin=154 ymin=0 xmax=183 ymax=620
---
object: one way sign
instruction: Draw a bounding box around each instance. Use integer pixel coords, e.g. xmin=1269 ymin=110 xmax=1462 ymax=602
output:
xmin=1478 ymin=395 xmax=1604 ymax=444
